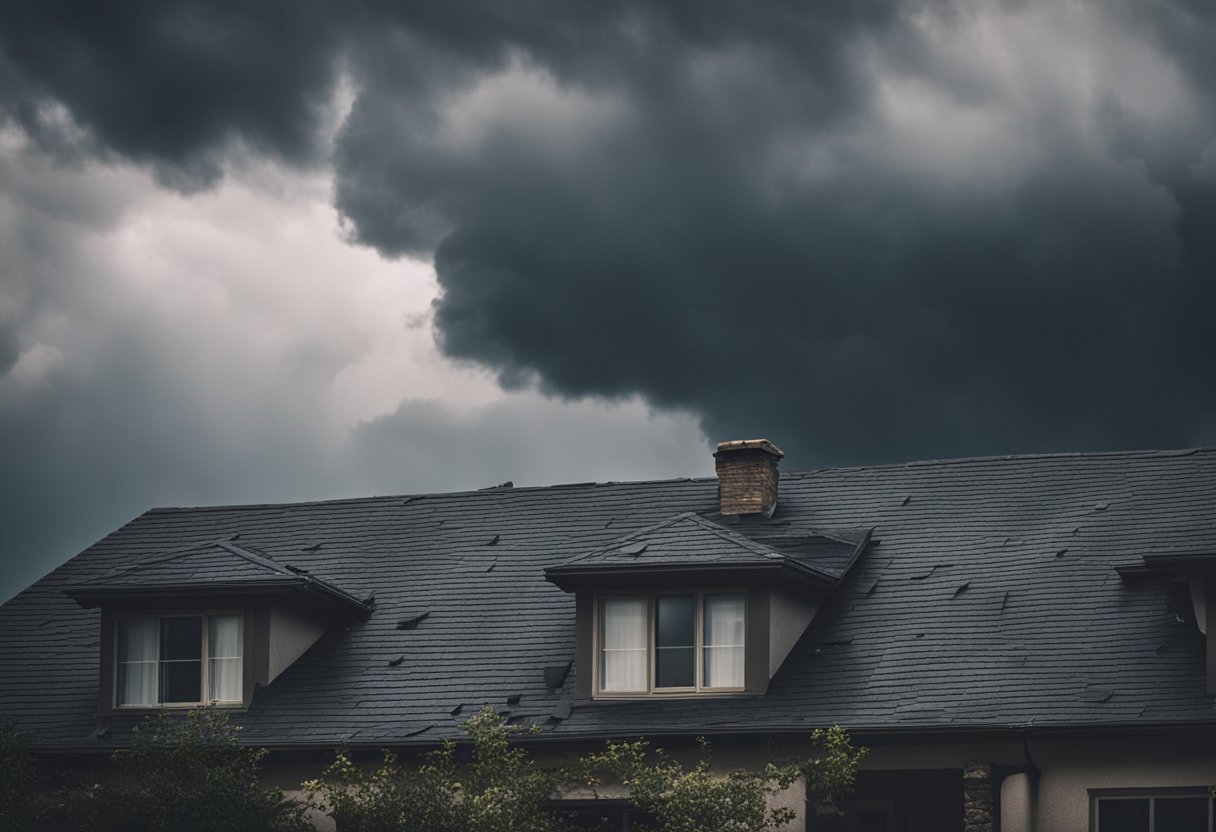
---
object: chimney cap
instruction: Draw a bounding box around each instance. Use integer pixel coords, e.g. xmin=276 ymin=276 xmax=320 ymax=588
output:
xmin=714 ymin=439 xmax=785 ymax=459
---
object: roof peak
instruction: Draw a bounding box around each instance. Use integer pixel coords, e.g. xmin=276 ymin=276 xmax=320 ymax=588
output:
xmin=142 ymin=446 xmax=1216 ymax=515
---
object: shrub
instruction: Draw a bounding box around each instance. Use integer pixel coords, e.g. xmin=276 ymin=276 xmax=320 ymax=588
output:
xmin=577 ymin=726 xmax=867 ymax=832
xmin=0 ymin=720 xmax=38 ymax=832
xmin=305 ymin=706 xmax=567 ymax=832
xmin=49 ymin=709 xmax=310 ymax=832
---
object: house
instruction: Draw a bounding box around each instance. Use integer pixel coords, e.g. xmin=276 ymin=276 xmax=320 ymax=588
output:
xmin=2 ymin=440 xmax=1216 ymax=831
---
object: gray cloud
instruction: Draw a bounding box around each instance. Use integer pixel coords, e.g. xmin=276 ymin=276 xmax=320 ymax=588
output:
xmin=2 ymin=1 xmax=1216 ymax=603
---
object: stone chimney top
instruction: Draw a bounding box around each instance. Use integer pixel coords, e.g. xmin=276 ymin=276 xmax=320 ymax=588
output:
xmin=714 ymin=439 xmax=784 ymax=518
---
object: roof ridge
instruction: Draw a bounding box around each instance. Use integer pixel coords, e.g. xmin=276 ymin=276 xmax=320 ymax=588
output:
xmin=138 ymin=446 xmax=1216 ymax=516
xmin=789 ymin=446 xmax=1215 ymax=478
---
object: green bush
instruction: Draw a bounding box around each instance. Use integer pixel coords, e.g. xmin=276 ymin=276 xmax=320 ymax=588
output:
xmin=305 ymin=707 xmax=567 ymax=832
xmin=47 ymin=710 xmax=310 ymax=832
xmin=0 ymin=720 xmax=39 ymax=832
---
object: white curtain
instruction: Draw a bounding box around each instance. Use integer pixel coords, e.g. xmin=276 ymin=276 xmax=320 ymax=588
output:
xmin=702 ymin=593 xmax=745 ymax=688
xmin=601 ymin=597 xmax=647 ymax=692
xmin=207 ymin=615 xmax=243 ymax=702
xmin=118 ymin=618 xmax=157 ymax=706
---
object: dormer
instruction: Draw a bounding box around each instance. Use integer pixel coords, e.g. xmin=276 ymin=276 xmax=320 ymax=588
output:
xmin=1117 ymin=551 xmax=1216 ymax=693
xmin=65 ymin=539 xmax=369 ymax=715
xmin=546 ymin=456 xmax=872 ymax=698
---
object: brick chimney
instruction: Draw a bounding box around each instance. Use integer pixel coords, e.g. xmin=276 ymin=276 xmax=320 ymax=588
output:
xmin=714 ymin=439 xmax=784 ymax=518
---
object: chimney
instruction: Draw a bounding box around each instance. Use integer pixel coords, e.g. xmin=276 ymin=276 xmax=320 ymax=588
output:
xmin=714 ymin=439 xmax=785 ymax=518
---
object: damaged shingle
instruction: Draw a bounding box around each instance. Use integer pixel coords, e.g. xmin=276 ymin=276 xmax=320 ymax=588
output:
xmin=951 ymin=582 xmax=970 ymax=599
xmin=388 ymin=656 xmax=405 ymax=667
xmin=397 ymin=612 xmax=430 ymax=630
xmin=621 ymin=542 xmax=648 ymax=557
xmin=1055 ymin=548 xmax=1068 ymax=559
xmin=1079 ymin=687 xmax=1113 ymax=703
xmin=450 ymin=703 xmax=463 ymax=716
xmin=486 ymin=535 xmax=500 ymax=546
xmin=506 ymin=693 xmax=521 ymax=706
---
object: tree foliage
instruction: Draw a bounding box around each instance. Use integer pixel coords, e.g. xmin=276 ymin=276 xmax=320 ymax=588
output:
xmin=304 ymin=707 xmax=567 ymax=832
xmin=48 ymin=710 xmax=311 ymax=832
xmin=0 ymin=720 xmax=39 ymax=832
xmin=577 ymin=737 xmax=801 ymax=832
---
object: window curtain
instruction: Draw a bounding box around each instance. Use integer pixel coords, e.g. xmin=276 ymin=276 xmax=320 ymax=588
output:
xmin=117 ymin=618 xmax=157 ymax=705
xmin=601 ymin=597 xmax=647 ymax=692
xmin=207 ymin=615 xmax=243 ymax=702
xmin=702 ymin=593 xmax=745 ymax=688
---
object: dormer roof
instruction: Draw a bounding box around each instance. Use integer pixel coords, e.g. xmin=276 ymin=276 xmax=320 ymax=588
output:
xmin=545 ymin=512 xmax=869 ymax=590
xmin=64 ymin=539 xmax=370 ymax=619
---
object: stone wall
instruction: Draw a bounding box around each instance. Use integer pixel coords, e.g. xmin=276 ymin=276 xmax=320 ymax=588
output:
xmin=964 ymin=761 xmax=995 ymax=832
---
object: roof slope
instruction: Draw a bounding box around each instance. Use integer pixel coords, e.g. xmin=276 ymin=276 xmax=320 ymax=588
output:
xmin=2 ymin=448 xmax=1215 ymax=749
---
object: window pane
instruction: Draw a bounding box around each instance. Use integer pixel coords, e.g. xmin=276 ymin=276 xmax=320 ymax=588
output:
xmin=160 ymin=617 xmax=202 ymax=702
xmin=161 ymin=658 xmax=202 ymax=703
xmin=160 ymin=617 xmax=202 ymax=661
xmin=1097 ymin=799 xmax=1149 ymax=832
xmin=208 ymin=616 xmax=243 ymax=702
xmin=1155 ymin=798 xmax=1209 ymax=832
xmin=601 ymin=597 xmax=647 ymax=692
xmin=703 ymin=593 xmax=745 ymax=688
xmin=655 ymin=595 xmax=694 ymax=688
xmin=117 ymin=618 xmax=157 ymax=706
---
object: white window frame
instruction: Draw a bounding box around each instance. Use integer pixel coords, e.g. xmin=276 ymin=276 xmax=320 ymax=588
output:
xmin=1090 ymin=789 xmax=1214 ymax=832
xmin=592 ymin=590 xmax=746 ymax=697
xmin=114 ymin=611 xmax=244 ymax=708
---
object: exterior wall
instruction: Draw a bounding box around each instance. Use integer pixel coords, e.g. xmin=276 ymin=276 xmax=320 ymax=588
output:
xmin=257 ymin=729 xmax=1216 ymax=832
xmin=1032 ymin=733 xmax=1216 ymax=832
xmin=769 ymin=586 xmax=819 ymax=678
xmin=268 ymin=600 xmax=330 ymax=684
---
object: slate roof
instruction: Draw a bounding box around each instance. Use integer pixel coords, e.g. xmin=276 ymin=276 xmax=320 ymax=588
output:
xmin=544 ymin=511 xmax=862 ymax=587
xmin=63 ymin=539 xmax=369 ymax=616
xmin=2 ymin=447 xmax=1216 ymax=750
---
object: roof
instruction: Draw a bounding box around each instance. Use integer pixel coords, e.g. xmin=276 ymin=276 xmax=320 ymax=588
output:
xmin=2 ymin=447 xmax=1215 ymax=750
xmin=544 ymin=511 xmax=863 ymax=588
xmin=62 ymin=539 xmax=370 ymax=618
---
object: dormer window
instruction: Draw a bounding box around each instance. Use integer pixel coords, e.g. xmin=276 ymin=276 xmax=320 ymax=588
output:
xmin=66 ymin=538 xmax=371 ymax=715
xmin=599 ymin=592 xmax=745 ymax=695
xmin=116 ymin=613 xmax=244 ymax=707
xmin=544 ymin=510 xmax=872 ymax=700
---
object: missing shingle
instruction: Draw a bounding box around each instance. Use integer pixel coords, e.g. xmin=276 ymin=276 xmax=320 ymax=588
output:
xmin=900 ymin=495 xmax=911 ymax=506
xmin=397 ymin=612 xmax=430 ymax=630
xmin=863 ymin=578 xmax=880 ymax=597
xmin=486 ymin=534 xmax=500 ymax=546
xmin=363 ymin=593 xmax=377 ymax=610
xmin=506 ymin=693 xmax=522 ymax=706
xmin=485 ymin=562 xmax=496 ymax=572
xmin=911 ymin=565 xmax=947 ymax=580
xmin=387 ymin=656 xmax=404 ymax=667
xmin=951 ymin=582 xmax=970 ymax=599
xmin=1055 ymin=548 xmax=1068 ymax=559
xmin=450 ymin=704 xmax=463 ymax=716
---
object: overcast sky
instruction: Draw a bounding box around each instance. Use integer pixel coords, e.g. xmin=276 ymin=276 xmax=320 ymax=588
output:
xmin=2 ymin=1 xmax=1214 ymax=601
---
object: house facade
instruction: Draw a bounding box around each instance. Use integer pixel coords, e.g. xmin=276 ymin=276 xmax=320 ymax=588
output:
xmin=2 ymin=441 xmax=1216 ymax=831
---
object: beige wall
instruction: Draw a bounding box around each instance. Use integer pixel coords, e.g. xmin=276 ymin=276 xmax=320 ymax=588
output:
xmin=262 ymin=729 xmax=1216 ymax=832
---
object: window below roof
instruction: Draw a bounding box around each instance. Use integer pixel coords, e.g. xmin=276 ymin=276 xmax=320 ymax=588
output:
xmin=596 ymin=591 xmax=745 ymax=696
xmin=116 ymin=613 xmax=243 ymax=707
xmin=1090 ymin=789 xmax=1213 ymax=832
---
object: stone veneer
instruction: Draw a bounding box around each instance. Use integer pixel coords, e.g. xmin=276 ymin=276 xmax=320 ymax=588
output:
xmin=964 ymin=761 xmax=995 ymax=832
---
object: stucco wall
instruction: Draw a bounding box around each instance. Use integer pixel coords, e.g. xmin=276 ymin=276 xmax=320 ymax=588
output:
xmin=259 ymin=729 xmax=1216 ymax=832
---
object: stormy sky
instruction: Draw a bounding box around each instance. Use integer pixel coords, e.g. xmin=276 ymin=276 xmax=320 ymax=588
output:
xmin=1 ymin=1 xmax=1214 ymax=600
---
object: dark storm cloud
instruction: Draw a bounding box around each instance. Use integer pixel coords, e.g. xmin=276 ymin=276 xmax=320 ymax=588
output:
xmin=3 ymin=0 xmax=1216 ymax=472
